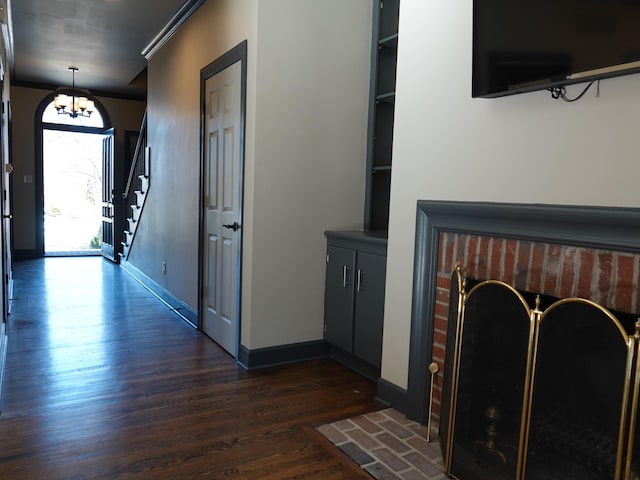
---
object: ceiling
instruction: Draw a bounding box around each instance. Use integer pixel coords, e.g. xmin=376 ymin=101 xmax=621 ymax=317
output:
xmin=10 ymin=0 xmax=188 ymax=98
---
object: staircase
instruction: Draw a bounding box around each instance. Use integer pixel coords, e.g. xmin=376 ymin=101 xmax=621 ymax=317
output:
xmin=120 ymin=111 xmax=148 ymax=261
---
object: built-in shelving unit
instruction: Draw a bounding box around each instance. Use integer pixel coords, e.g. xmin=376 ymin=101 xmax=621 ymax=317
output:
xmin=365 ymin=0 xmax=400 ymax=232
xmin=323 ymin=1 xmax=400 ymax=380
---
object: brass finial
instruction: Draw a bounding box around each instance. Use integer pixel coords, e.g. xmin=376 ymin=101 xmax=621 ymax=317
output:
xmin=535 ymin=295 xmax=541 ymax=312
xmin=635 ymin=319 xmax=640 ymax=339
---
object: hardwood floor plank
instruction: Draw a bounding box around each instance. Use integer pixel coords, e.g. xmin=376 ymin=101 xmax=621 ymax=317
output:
xmin=0 ymin=258 xmax=382 ymax=478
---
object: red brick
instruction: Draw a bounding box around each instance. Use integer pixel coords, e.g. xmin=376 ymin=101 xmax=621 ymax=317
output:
xmin=317 ymin=424 xmax=348 ymax=444
xmin=502 ymin=239 xmax=518 ymax=285
xmin=431 ymin=398 xmax=442 ymax=417
xmin=455 ymin=234 xmax=466 ymax=268
xmin=634 ymin=257 xmax=640 ymax=314
xmin=436 ymin=273 xmax=450 ymax=290
xmin=434 ymin=316 xmax=447 ymax=333
xmin=433 ymin=347 xmax=447 ymax=363
xmin=490 ymin=238 xmax=505 ymax=279
xmin=375 ymin=432 xmax=411 ymax=454
xmin=432 ymin=345 xmax=445 ymax=363
xmin=433 ymin=330 xmax=447 ymax=347
xmin=440 ymin=232 xmax=453 ymax=274
xmin=597 ymin=251 xmax=614 ymax=306
xmin=544 ymin=244 xmax=562 ymax=296
xmin=435 ymin=302 xmax=449 ymax=319
xmin=436 ymin=286 xmax=449 ymax=304
xmin=528 ymin=243 xmax=546 ymax=294
xmin=576 ymin=248 xmax=595 ymax=300
xmin=560 ymin=246 xmax=578 ymax=298
xmin=351 ymin=415 xmax=384 ymax=434
xmin=467 ymin=236 xmax=479 ymax=278
xmin=611 ymin=253 xmax=635 ymax=313
xmin=477 ymin=236 xmax=490 ymax=280
xmin=516 ymin=241 xmax=531 ymax=291
xmin=617 ymin=253 xmax=637 ymax=280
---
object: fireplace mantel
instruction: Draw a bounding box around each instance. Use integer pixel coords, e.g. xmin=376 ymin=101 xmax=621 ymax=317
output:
xmin=407 ymin=201 xmax=640 ymax=423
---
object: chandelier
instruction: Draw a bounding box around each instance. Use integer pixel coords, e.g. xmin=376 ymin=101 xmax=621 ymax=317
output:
xmin=53 ymin=67 xmax=95 ymax=118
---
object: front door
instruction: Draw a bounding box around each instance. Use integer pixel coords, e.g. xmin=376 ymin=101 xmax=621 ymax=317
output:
xmin=201 ymin=57 xmax=244 ymax=357
xmin=101 ymin=128 xmax=116 ymax=262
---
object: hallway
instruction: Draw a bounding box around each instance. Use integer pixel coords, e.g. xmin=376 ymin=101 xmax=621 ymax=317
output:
xmin=0 ymin=257 xmax=380 ymax=479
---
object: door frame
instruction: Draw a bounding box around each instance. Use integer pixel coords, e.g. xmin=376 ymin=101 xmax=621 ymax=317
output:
xmin=198 ymin=40 xmax=248 ymax=356
xmin=34 ymin=93 xmax=111 ymax=257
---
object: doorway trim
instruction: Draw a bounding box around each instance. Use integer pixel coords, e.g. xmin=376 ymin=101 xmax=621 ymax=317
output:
xmin=198 ymin=40 xmax=247 ymax=357
xmin=34 ymin=92 xmax=111 ymax=257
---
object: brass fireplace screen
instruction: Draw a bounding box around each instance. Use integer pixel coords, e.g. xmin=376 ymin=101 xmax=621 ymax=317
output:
xmin=440 ymin=266 xmax=640 ymax=480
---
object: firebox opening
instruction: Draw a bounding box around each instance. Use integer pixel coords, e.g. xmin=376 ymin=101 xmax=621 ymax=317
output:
xmin=442 ymin=274 xmax=639 ymax=480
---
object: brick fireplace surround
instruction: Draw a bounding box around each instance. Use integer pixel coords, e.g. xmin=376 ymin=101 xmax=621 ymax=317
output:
xmin=403 ymin=202 xmax=640 ymax=425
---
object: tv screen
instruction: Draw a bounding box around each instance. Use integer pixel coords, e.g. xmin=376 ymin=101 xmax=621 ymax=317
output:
xmin=472 ymin=0 xmax=640 ymax=98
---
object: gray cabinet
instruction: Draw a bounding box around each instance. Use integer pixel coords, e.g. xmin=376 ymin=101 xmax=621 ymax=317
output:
xmin=324 ymin=231 xmax=387 ymax=371
xmin=352 ymin=251 xmax=386 ymax=366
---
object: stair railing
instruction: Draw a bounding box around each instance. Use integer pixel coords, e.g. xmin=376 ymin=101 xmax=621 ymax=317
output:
xmin=121 ymin=110 xmax=148 ymax=260
xmin=123 ymin=109 xmax=147 ymax=207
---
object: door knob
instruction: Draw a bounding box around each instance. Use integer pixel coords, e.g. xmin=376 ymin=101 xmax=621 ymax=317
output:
xmin=222 ymin=222 xmax=240 ymax=231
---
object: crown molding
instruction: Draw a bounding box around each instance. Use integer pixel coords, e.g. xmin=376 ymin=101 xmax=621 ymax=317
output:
xmin=142 ymin=0 xmax=205 ymax=60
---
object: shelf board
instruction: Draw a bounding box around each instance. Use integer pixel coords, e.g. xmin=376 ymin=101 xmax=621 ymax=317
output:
xmin=378 ymin=33 xmax=398 ymax=49
xmin=372 ymin=165 xmax=392 ymax=173
xmin=376 ymin=92 xmax=395 ymax=104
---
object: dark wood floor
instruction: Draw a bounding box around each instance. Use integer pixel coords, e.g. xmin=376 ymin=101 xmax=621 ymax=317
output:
xmin=0 ymin=257 xmax=382 ymax=479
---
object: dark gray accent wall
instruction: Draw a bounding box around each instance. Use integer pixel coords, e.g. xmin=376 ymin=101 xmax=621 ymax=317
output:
xmin=405 ymin=201 xmax=640 ymax=423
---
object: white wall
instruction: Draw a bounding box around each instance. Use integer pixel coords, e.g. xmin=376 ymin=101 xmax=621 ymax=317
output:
xmin=381 ymin=0 xmax=640 ymax=389
xmin=138 ymin=0 xmax=372 ymax=350
xmin=246 ymin=0 xmax=372 ymax=348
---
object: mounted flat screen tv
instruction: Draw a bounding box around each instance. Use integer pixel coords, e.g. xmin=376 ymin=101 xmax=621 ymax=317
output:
xmin=473 ymin=0 xmax=640 ymax=98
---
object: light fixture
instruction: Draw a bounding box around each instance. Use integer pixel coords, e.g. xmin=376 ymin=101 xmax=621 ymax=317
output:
xmin=53 ymin=67 xmax=95 ymax=118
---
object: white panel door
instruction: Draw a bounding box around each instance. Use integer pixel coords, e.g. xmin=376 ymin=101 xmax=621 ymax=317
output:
xmin=202 ymin=61 xmax=242 ymax=356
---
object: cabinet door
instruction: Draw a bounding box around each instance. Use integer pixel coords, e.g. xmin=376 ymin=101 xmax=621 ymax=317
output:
xmin=324 ymin=246 xmax=356 ymax=353
xmin=353 ymin=252 xmax=386 ymax=367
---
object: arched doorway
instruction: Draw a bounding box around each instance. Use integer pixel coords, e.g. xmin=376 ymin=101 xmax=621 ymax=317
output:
xmin=35 ymin=93 xmax=115 ymax=258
